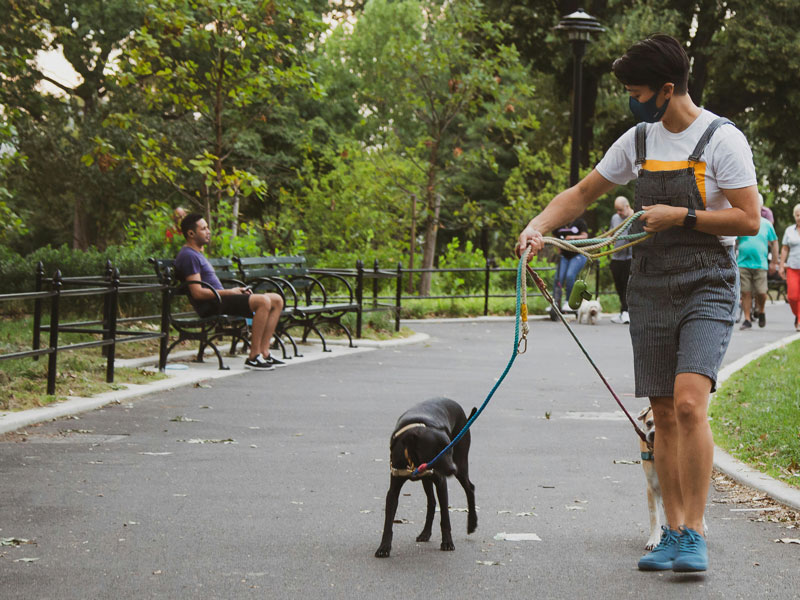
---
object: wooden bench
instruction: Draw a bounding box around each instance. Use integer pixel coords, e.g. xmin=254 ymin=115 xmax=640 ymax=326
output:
xmin=149 ymin=258 xmax=250 ymax=370
xmin=235 ymin=256 xmax=360 ymax=350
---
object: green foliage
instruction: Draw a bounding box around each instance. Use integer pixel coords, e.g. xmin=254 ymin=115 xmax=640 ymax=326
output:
xmin=101 ymin=0 xmax=323 ymax=229
xmin=434 ymin=238 xmax=486 ymax=295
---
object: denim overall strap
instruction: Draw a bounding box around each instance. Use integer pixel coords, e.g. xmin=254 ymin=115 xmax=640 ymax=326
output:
xmin=688 ymin=118 xmax=733 ymax=162
xmin=631 ymin=119 xmax=731 ymax=254
xmin=635 ymin=123 xmax=648 ymax=166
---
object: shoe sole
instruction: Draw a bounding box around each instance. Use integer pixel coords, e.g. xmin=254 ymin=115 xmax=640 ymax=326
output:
xmin=673 ymin=563 xmax=707 ymax=572
xmin=244 ymin=364 xmax=274 ymax=371
xmin=638 ymin=561 xmax=674 ymax=571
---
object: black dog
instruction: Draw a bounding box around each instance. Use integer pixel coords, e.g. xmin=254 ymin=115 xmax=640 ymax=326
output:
xmin=375 ymin=398 xmax=477 ymax=558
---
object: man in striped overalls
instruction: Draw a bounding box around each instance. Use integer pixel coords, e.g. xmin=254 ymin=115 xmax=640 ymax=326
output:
xmin=517 ymin=34 xmax=760 ymax=573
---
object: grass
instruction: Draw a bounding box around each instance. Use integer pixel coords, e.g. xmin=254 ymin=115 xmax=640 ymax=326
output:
xmin=0 ymin=315 xmax=168 ymax=412
xmin=710 ymin=339 xmax=800 ymax=489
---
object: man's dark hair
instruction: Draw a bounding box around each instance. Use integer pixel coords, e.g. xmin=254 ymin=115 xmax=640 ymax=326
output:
xmin=612 ymin=34 xmax=690 ymax=95
xmin=180 ymin=213 xmax=204 ymax=237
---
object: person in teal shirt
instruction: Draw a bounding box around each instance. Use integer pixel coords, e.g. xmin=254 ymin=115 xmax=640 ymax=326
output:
xmin=737 ymin=216 xmax=778 ymax=328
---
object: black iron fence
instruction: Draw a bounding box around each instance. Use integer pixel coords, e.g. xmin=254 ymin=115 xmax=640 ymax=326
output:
xmin=1 ymin=256 xmax=609 ymax=395
xmin=1 ymin=262 xmax=167 ymax=395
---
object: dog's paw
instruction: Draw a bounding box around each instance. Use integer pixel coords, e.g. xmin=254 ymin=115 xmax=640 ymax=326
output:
xmin=374 ymin=545 xmax=392 ymax=558
xmin=416 ymin=530 xmax=432 ymax=542
xmin=645 ymin=537 xmax=660 ymax=551
xmin=467 ymin=514 xmax=478 ymax=534
xmin=440 ymin=540 xmax=455 ymax=551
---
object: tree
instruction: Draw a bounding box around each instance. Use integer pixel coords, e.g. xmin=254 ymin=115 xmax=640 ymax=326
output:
xmin=335 ymin=0 xmax=535 ymax=294
xmin=0 ymin=0 xmax=149 ymax=251
xmin=99 ymin=0 xmax=324 ymax=238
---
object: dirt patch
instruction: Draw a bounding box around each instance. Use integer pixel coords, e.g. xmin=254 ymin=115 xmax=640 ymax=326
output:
xmin=712 ymin=469 xmax=800 ymax=530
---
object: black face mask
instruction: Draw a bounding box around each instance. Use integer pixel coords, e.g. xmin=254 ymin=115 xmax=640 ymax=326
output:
xmin=629 ymin=93 xmax=669 ymax=123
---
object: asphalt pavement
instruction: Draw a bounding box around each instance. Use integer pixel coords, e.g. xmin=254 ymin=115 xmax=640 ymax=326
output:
xmin=1 ymin=304 xmax=799 ymax=599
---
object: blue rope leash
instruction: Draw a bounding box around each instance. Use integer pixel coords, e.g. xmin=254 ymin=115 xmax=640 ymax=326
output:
xmin=412 ymin=248 xmax=530 ymax=477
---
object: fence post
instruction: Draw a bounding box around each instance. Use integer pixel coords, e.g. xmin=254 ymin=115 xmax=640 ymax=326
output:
xmin=32 ymin=261 xmax=45 ymax=361
xmin=395 ymin=262 xmax=402 ymax=332
xmin=101 ymin=259 xmax=113 ymax=357
xmin=372 ymin=259 xmax=379 ymax=308
xmin=46 ymin=270 xmax=62 ymax=396
xmin=105 ymin=268 xmax=119 ymax=384
xmin=158 ymin=268 xmax=171 ymax=372
xmin=484 ymin=257 xmax=492 ymax=316
xmin=355 ymin=260 xmax=364 ymax=339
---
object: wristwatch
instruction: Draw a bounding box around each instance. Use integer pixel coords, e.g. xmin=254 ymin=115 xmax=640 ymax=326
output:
xmin=683 ymin=207 xmax=697 ymax=229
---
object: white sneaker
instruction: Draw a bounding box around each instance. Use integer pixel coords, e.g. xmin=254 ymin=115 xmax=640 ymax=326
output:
xmin=561 ymin=302 xmax=571 ymax=313
xmin=621 ymin=311 xmax=630 ymax=324
xmin=610 ymin=313 xmax=624 ymax=324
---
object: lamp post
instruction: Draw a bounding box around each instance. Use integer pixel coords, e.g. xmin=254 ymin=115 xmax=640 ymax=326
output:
xmin=555 ymin=9 xmax=604 ymax=187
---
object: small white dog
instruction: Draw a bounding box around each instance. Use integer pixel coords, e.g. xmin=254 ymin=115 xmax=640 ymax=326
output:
xmin=576 ymin=299 xmax=602 ymax=325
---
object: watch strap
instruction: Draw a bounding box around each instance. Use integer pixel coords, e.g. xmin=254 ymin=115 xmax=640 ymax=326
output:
xmin=683 ymin=207 xmax=697 ymax=229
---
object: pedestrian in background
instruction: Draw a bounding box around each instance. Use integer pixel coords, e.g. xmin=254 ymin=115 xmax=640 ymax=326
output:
xmin=550 ymin=217 xmax=588 ymax=320
xmin=778 ymin=203 xmax=800 ymax=331
xmin=609 ymin=196 xmax=634 ymax=324
xmin=737 ymin=215 xmax=778 ymax=329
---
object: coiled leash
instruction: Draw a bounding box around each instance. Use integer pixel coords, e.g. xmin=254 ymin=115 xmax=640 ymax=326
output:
xmin=412 ymin=214 xmax=650 ymax=476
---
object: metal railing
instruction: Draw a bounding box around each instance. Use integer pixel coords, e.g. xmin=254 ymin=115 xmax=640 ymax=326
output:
xmin=1 ymin=261 xmax=168 ymax=395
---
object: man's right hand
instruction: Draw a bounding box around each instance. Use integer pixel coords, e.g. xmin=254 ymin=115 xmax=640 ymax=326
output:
xmin=516 ymin=225 xmax=544 ymax=261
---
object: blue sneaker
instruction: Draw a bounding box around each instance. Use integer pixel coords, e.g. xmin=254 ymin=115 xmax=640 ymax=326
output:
xmin=638 ymin=526 xmax=680 ymax=571
xmin=673 ymin=526 xmax=708 ymax=572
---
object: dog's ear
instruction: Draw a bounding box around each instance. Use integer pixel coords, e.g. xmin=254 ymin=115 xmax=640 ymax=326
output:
xmin=637 ymin=406 xmax=651 ymax=421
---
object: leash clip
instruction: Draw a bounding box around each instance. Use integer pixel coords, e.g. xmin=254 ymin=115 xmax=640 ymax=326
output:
xmin=517 ymin=334 xmax=527 ymax=355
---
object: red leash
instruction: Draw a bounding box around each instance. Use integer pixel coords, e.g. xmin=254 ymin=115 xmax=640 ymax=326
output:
xmin=526 ymin=265 xmax=648 ymax=443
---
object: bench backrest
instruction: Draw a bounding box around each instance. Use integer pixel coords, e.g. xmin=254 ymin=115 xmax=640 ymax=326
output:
xmin=236 ymin=256 xmax=309 ymax=281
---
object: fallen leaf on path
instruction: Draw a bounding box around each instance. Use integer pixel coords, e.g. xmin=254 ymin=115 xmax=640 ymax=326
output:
xmin=1 ymin=538 xmax=33 ymax=547
xmin=613 ymin=459 xmax=640 ymax=465
xmin=476 ymin=560 xmax=503 ymax=566
xmin=516 ymin=512 xmax=537 ymax=517
xmin=179 ymin=438 xmax=235 ymax=444
xmin=775 ymin=538 xmax=800 ymax=544
xmin=170 ymin=416 xmax=199 ymax=422
xmin=565 ymin=506 xmax=585 ymax=511
xmin=139 ymin=452 xmax=172 ymax=456
xmin=14 ymin=557 xmax=39 ymax=563
xmin=393 ymin=518 xmax=412 ymax=524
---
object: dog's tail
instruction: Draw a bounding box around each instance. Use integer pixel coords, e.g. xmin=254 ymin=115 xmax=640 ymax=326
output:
xmin=469 ymin=407 xmax=477 ymax=418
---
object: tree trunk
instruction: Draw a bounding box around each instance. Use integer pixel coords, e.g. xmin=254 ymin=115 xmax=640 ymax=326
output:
xmin=408 ymin=193 xmax=417 ymax=294
xmin=72 ymin=196 xmax=89 ymax=250
xmin=419 ymin=140 xmax=441 ymax=296
xmin=231 ymin=191 xmax=240 ymax=238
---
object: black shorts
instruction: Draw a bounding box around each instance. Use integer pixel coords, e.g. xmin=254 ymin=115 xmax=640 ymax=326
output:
xmin=195 ymin=293 xmax=253 ymax=319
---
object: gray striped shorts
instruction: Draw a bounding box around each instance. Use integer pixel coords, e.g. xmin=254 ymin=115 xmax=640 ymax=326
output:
xmin=627 ymin=245 xmax=738 ymax=398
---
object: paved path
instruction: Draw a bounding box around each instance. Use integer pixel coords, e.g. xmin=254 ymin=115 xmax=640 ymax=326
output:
xmin=1 ymin=305 xmax=799 ymax=599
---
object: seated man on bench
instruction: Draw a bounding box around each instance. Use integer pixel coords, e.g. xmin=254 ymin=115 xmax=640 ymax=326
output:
xmin=175 ymin=213 xmax=285 ymax=371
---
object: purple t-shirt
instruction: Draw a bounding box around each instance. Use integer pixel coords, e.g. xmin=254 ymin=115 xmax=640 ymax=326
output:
xmin=174 ymin=246 xmax=222 ymax=290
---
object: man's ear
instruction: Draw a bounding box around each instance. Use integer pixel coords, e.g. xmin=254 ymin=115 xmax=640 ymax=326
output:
xmin=662 ymin=82 xmax=675 ymax=100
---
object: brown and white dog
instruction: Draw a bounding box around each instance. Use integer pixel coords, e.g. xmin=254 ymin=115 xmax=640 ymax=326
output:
xmin=636 ymin=406 xmax=707 ymax=549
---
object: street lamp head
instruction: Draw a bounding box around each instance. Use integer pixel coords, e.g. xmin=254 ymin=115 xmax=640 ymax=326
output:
xmin=555 ymin=9 xmax=605 ymax=42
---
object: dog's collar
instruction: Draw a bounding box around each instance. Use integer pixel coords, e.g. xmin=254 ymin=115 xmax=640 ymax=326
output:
xmin=392 ymin=423 xmax=426 ymax=439
xmin=390 ymin=466 xmax=435 ymax=477
xmin=641 ymin=451 xmax=654 ymax=461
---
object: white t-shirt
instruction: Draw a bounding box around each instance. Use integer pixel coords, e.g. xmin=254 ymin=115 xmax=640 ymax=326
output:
xmin=782 ymin=224 xmax=800 ymax=270
xmin=596 ymin=109 xmax=757 ymax=246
